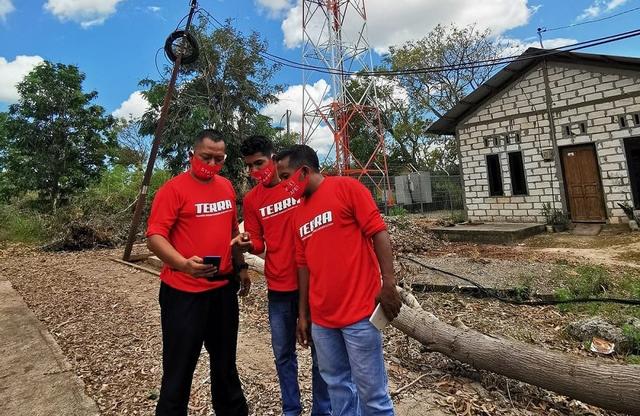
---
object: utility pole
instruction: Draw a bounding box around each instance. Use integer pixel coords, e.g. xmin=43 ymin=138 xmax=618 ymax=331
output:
xmin=122 ymin=0 xmax=199 ymax=261
xmin=279 ymin=109 xmax=291 ymax=138
xmin=286 ymin=109 xmax=291 ymax=137
xmin=537 ymin=27 xmax=545 ymax=48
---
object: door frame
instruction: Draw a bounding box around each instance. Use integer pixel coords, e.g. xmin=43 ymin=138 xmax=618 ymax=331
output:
xmin=559 ymin=143 xmax=608 ymax=223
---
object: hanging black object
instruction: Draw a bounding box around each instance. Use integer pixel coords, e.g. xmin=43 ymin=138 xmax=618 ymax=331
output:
xmin=164 ymin=30 xmax=199 ymax=65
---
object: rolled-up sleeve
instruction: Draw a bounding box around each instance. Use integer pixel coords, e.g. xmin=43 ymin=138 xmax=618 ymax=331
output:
xmin=347 ymin=179 xmax=387 ymax=238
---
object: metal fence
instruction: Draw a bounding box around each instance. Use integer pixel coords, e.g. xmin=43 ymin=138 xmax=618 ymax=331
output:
xmin=358 ymin=173 xmax=465 ymax=218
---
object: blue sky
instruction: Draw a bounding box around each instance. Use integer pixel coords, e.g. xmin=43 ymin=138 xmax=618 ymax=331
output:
xmin=1 ymin=0 xmax=640 ymax=136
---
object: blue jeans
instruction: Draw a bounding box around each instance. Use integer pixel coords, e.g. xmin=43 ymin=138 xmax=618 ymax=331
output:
xmin=268 ymin=291 xmax=331 ymax=416
xmin=312 ymin=318 xmax=394 ymax=416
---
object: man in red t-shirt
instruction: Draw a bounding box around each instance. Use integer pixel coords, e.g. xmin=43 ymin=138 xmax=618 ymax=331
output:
xmin=231 ymin=135 xmax=330 ymax=416
xmin=277 ymin=145 xmax=402 ymax=416
xmin=146 ymin=129 xmax=250 ymax=416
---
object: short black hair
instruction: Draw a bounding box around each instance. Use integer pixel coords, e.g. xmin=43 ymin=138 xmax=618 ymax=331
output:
xmin=275 ymin=144 xmax=320 ymax=172
xmin=240 ymin=135 xmax=273 ymax=157
xmin=195 ymin=129 xmax=224 ymax=146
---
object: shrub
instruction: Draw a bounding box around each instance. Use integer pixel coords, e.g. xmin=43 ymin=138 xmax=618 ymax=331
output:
xmin=45 ymin=166 xmax=171 ymax=250
xmin=0 ymin=204 xmax=50 ymax=243
xmin=389 ymin=205 xmax=408 ymax=217
xmin=541 ymin=202 xmax=569 ymax=226
xmin=623 ymin=324 xmax=640 ymax=354
xmin=449 ymin=210 xmax=466 ymax=224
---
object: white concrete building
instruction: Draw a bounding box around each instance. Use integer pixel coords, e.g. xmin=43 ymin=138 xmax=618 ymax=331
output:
xmin=428 ymin=48 xmax=640 ymax=224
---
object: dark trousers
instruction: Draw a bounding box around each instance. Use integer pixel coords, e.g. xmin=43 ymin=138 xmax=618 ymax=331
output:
xmin=156 ymin=281 xmax=248 ymax=416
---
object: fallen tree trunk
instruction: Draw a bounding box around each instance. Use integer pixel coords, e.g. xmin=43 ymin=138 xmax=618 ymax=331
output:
xmin=394 ymin=290 xmax=640 ymax=416
xmin=245 ymin=253 xmax=640 ymax=415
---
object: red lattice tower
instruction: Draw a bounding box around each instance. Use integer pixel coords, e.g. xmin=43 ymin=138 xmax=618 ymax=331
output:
xmin=301 ymin=0 xmax=392 ymax=205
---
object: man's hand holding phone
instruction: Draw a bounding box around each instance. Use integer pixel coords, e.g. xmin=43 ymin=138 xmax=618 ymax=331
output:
xmin=180 ymin=256 xmax=218 ymax=277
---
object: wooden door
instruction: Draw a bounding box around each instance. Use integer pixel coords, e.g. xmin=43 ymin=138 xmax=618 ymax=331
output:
xmin=561 ymin=145 xmax=606 ymax=222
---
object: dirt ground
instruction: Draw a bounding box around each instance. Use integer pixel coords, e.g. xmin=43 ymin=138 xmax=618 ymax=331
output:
xmin=0 ymin=224 xmax=638 ymax=416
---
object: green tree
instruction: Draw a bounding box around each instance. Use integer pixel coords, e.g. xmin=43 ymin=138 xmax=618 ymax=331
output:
xmin=1 ymin=62 xmax=116 ymax=211
xmin=112 ymin=118 xmax=150 ymax=170
xmin=384 ymin=24 xmax=504 ymax=174
xmin=139 ymin=19 xmax=281 ymax=188
xmin=0 ymin=112 xmax=12 ymax=201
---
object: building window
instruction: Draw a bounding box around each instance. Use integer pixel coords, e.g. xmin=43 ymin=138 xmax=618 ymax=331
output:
xmin=619 ymin=116 xmax=628 ymax=128
xmin=487 ymin=154 xmax=504 ymax=196
xmin=508 ymin=151 xmax=527 ymax=196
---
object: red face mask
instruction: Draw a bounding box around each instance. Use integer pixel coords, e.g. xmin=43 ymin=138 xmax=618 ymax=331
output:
xmin=191 ymin=155 xmax=222 ymax=180
xmin=250 ymin=159 xmax=276 ymax=186
xmin=282 ymin=167 xmax=309 ymax=200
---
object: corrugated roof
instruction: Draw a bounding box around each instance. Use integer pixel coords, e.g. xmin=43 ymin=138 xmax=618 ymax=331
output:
xmin=426 ymin=47 xmax=640 ymax=135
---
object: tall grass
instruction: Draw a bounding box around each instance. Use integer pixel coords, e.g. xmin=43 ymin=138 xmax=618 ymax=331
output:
xmin=0 ymin=204 xmax=50 ymax=243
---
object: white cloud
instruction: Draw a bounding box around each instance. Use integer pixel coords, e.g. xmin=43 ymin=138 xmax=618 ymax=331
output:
xmin=44 ymin=0 xmax=125 ymax=28
xmin=147 ymin=6 xmax=161 ymax=13
xmin=256 ymin=0 xmax=292 ymax=16
xmin=261 ymin=79 xmax=335 ymax=157
xmin=282 ymin=0 xmax=533 ymax=52
xmin=0 ymin=55 xmax=45 ymax=104
xmin=0 ymin=0 xmax=15 ymax=20
xmin=113 ymin=91 xmax=150 ymax=120
xmin=578 ymin=0 xmax=629 ymax=20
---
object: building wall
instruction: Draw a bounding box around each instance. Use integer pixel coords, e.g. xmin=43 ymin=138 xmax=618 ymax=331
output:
xmin=457 ymin=61 xmax=640 ymax=224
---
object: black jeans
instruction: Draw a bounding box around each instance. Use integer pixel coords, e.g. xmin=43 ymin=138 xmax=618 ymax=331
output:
xmin=156 ymin=281 xmax=248 ymax=416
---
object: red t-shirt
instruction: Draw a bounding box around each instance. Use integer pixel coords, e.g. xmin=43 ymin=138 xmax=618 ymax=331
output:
xmin=293 ymin=176 xmax=387 ymax=328
xmin=146 ymin=172 xmax=239 ymax=293
xmin=243 ymin=183 xmax=299 ymax=292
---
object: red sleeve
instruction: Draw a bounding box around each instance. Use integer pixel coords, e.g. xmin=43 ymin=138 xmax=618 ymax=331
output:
xmin=146 ymin=182 xmax=181 ymax=239
xmin=294 ymin=215 xmax=307 ymax=267
xmin=346 ymin=179 xmax=387 ymax=238
xmin=243 ymin=192 xmax=265 ymax=254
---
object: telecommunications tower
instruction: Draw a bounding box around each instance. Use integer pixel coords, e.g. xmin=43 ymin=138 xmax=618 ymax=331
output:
xmin=301 ymin=0 xmax=392 ymax=204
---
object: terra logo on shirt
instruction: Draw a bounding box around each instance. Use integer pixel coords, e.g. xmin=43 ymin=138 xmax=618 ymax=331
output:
xmin=299 ymin=211 xmax=333 ymax=239
xmin=195 ymin=200 xmax=233 ymax=217
xmin=259 ymin=197 xmax=300 ymax=219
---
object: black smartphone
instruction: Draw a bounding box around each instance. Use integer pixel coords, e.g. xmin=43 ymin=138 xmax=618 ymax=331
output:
xmin=203 ymin=256 xmax=221 ymax=269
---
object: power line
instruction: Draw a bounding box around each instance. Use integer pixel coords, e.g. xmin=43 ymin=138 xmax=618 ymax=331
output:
xmin=194 ymin=8 xmax=640 ymax=78
xmin=539 ymin=5 xmax=640 ymax=33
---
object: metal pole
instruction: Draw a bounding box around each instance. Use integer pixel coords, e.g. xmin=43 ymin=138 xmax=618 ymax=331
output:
xmin=122 ymin=0 xmax=198 ymax=261
xmin=286 ymin=109 xmax=291 ymax=137
xmin=537 ymin=28 xmax=545 ymax=48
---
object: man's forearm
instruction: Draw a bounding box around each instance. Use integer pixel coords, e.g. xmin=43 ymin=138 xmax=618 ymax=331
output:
xmin=372 ymin=230 xmax=396 ymax=286
xmin=231 ymin=229 xmax=246 ymax=269
xmin=297 ymin=267 xmax=311 ymax=319
xmin=147 ymin=234 xmax=186 ymax=271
